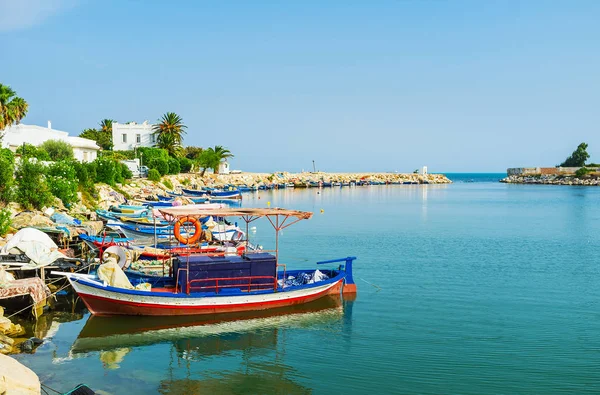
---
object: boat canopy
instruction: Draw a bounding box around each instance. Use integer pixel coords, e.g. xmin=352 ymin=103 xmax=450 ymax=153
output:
xmin=158 ymin=207 xmax=313 ymax=221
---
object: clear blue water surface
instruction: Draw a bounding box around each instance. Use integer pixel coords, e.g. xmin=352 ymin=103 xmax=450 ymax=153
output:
xmin=15 ymin=174 xmax=600 ymax=394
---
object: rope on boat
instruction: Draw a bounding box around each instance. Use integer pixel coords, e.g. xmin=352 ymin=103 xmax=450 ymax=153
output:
xmin=41 ymin=382 xmax=62 ymax=394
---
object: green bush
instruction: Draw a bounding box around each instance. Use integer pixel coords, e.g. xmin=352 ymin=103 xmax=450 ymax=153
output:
xmin=120 ymin=163 xmax=133 ymax=180
xmin=101 ymin=150 xmax=136 ymax=160
xmin=178 ymin=157 xmax=192 ymax=173
xmin=0 ymin=149 xmax=15 ymax=203
xmin=138 ymin=147 xmax=169 ymax=165
xmin=73 ymin=161 xmax=90 ymax=188
xmin=0 ymin=209 xmax=11 ymax=237
xmin=86 ymin=161 xmax=97 ymax=184
xmin=148 ymin=168 xmax=161 ymax=182
xmin=148 ymin=157 xmax=169 ymax=176
xmin=16 ymin=143 xmax=50 ymax=161
xmin=15 ymin=159 xmax=54 ymax=210
xmin=162 ymin=179 xmax=174 ymax=190
xmin=94 ymin=157 xmax=118 ymax=185
xmin=575 ymin=167 xmax=592 ymax=178
xmin=47 ymin=161 xmax=78 ymax=206
xmin=39 ymin=140 xmax=74 ymax=161
xmin=167 ymin=157 xmax=181 ymax=175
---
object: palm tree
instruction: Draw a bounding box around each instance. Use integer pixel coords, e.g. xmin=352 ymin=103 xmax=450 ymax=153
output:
xmin=211 ymin=145 xmax=234 ymax=174
xmin=99 ymin=119 xmax=113 ymax=134
xmin=8 ymin=97 xmax=28 ymax=124
xmin=152 ymin=112 xmax=187 ymax=157
xmin=97 ymin=119 xmax=114 ymax=150
xmin=0 ymin=84 xmax=28 ymax=131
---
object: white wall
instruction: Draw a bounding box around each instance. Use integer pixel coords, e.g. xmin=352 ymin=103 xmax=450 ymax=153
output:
xmin=219 ymin=161 xmax=230 ymax=174
xmin=2 ymin=123 xmax=100 ymax=162
xmin=112 ymin=121 xmax=155 ymax=151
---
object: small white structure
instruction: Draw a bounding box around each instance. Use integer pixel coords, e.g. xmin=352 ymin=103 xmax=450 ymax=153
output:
xmin=1 ymin=122 xmax=99 ymax=162
xmin=112 ymin=121 xmax=155 ymax=151
xmin=420 ymin=166 xmax=428 ymax=175
xmin=218 ymin=160 xmax=230 ymax=175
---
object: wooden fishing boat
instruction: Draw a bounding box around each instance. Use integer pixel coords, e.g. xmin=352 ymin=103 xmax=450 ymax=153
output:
xmin=181 ymin=188 xmax=209 ymax=197
xmin=64 ymin=208 xmax=357 ymax=317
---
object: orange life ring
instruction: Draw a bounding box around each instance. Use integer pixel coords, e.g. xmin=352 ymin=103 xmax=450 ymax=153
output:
xmin=174 ymin=216 xmax=202 ymax=245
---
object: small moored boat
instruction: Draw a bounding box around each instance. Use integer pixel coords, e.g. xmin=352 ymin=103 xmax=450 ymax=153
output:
xmin=64 ymin=208 xmax=357 ymax=317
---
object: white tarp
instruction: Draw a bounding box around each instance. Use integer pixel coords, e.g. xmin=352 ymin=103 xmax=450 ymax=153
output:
xmin=0 ymin=228 xmax=66 ymax=268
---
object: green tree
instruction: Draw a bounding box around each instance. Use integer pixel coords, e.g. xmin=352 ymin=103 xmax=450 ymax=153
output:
xmin=80 ymin=128 xmax=113 ymax=151
xmin=39 ymin=140 xmax=74 ymax=161
xmin=559 ymin=143 xmax=590 ymax=167
xmin=184 ymin=146 xmax=203 ymax=160
xmin=100 ymin=119 xmax=114 ymax=134
xmin=197 ymin=149 xmax=218 ymax=177
xmin=0 ymin=84 xmax=29 ymax=132
xmin=152 ymin=112 xmax=187 ymax=157
xmin=209 ymin=145 xmax=234 ymax=174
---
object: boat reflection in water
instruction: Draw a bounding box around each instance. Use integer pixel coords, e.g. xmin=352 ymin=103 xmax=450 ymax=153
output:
xmin=67 ymin=295 xmax=352 ymax=393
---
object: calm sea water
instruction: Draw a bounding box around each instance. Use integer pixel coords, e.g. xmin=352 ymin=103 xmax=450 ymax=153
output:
xmin=15 ymin=174 xmax=600 ymax=394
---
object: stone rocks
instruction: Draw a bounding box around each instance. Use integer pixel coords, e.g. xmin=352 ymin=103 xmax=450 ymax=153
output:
xmin=501 ymin=175 xmax=600 ymax=186
xmin=0 ymin=354 xmax=41 ymax=395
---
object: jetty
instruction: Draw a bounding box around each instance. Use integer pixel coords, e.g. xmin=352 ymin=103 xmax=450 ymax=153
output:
xmin=502 ymin=167 xmax=600 ymax=186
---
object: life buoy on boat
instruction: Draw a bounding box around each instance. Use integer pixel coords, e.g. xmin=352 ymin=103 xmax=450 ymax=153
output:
xmin=174 ymin=216 xmax=202 ymax=245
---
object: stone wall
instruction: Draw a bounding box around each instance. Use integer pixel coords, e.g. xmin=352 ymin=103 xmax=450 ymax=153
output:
xmin=507 ymin=167 xmax=590 ymax=176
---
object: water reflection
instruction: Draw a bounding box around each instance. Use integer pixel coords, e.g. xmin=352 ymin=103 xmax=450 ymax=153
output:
xmin=61 ymin=295 xmax=350 ymax=393
xmin=71 ymin=296 xmax=344 ymax=356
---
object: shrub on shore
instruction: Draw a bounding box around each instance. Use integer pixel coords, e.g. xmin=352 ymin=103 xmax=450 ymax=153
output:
xmin=178 ymin=157 xmax=192 ymax=173
xmin=120 ymin=162 xmax=133 ymax=180
xmin=147 ymin=168 xmax=161 ymax=182
xmin=138 ymin=147 xmax=169 ymax=164
xmin=0 ymin=208 xmax=11 ymax=237
xmin=167 ymin=157 xmax=180 ymax=175
xmin=162 ymin=179 xmax=174 ymax=190
xmin=94 ymin=157 xmax=118 ymax=185
xmin=15 ymin=159 xmax=54 ymax=210
xmin=575 ymin=167 xmax=592 ymax=178
xmin=0 ymin=149 xmax=15 ymax=203
xmin=149 ymin=157 xmax=169 ymax=176
xmin=47 ymin=161 xmax=78 ymax=206
xmin=101 ymin=150 xmax=136 ymax=160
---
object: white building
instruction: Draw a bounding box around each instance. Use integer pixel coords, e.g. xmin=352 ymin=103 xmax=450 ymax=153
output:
xmin=218 ymin=160 xmax=230 ymax=175
xmin=1 ymin=121 xmax=100 ymax=162
xmin=112 ymin=121 xmax=155 ymax=151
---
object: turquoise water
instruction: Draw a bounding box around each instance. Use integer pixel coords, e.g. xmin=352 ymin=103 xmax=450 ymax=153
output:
xmin=15 ymin=178 xmax=600 ymax=394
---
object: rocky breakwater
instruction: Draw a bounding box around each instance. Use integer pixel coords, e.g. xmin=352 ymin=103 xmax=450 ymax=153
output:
xmin=501 ymin=174 xmax=600 ymax=186
xmin=208 ymin=172 xmax=452 ymax=186
xmin=90 ymin=172 xmax=452 ymax=210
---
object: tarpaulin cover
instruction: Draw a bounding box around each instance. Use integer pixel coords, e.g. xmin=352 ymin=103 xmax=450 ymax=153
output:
xmin=0 ymin=228 xmax=66 ymax=268
xmin=97 ymin=258 xmax=151 ymax=291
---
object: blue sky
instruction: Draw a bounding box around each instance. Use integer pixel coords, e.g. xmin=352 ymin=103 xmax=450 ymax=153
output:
xmin=1 ymin=0 xmax=599 ymax=172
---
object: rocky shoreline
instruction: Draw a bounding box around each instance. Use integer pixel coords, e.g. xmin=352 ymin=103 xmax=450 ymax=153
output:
xmin=501 ymin=174 xmax=600 ymax=186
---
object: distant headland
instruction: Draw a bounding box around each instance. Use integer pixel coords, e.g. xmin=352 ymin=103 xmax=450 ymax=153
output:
xmin=501 ymin=143 xmax=600 ymax=186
